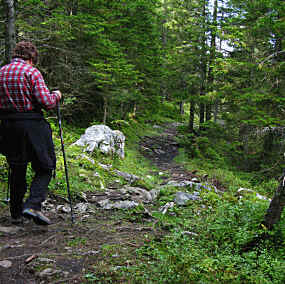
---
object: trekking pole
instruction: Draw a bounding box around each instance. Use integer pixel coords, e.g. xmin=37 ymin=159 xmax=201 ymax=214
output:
xmin=57 ymin=101 xmax=74 ymax=224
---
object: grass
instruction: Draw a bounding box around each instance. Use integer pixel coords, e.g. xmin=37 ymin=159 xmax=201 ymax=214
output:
xmin=0 ymin=113 xmax=284 ymax=283
xmin=121 ymin=195 xmax=285 ymax=283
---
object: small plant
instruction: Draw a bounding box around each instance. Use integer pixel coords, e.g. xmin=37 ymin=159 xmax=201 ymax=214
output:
xmin=67 ymin=237 xmax=87 ymax=247
xmin=85 ymin=273 xmax=99 ymax=281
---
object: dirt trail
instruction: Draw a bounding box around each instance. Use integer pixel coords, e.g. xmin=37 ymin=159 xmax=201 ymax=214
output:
xmin=139 ymin=123 xmax=199 ymax=181
xmin=0 ymin=123 xmax=205 ymax=283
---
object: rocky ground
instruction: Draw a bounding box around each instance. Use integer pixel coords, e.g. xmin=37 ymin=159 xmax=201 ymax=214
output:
xmin=0 ymin=123 xmax=224 ymax=283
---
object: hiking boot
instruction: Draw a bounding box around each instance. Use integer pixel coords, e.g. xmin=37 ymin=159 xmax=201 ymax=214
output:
xmin=22 ymin=208 xmax=51 ymax=226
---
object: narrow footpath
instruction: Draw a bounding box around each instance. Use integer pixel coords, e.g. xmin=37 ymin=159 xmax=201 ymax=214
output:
xmin=0 ymin=123 xmax=221 ymax=283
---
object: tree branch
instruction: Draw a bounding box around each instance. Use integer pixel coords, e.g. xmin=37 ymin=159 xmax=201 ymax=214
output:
xmin=259 ymin=50 xmax=285 ymax=65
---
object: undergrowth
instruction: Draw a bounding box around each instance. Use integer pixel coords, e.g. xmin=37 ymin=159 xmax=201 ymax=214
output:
xmin=122 ymin=192 xmax=285 ymax=283
xmin=0 ymin=110 xmax=284 ymax=283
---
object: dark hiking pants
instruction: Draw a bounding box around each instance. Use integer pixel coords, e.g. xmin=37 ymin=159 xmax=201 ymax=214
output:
xmin=9 ymin=162 xmax=53 ymax=219
xmin=0 ymin=116 xmax=56 ymax=219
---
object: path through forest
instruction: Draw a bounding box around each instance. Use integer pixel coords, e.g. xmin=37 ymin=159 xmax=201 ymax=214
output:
xmin=0 ymin=123 xmax=219 ymax=283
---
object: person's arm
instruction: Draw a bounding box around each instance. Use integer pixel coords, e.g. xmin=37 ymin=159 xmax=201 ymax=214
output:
xmin=30 ymin=69 xmax=61 ymax=110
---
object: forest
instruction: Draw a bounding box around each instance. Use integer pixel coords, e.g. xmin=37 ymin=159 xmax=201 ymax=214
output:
xmin=0 ymin=0 xmax=285 ymax=283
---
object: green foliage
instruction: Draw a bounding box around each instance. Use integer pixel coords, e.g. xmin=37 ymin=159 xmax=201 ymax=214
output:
xmin=178 ymin=122 xmax=230 ymax=165
xmin=0 ymin=0 xmax=165 ymax=124
xmin=1 ymin=0 xmax=285 ymax=281
xmin=122 ymin=194 xmax=285 ymax=284
xmin=217 ymin=0 xmax=285 ymax=131
xmin=67 ymin=237 xmax=87 ymax=247
xmin=1 ymin=116 xmax=284 ymax=284
xmin=178 ymin=118 xmax=285 ymax=181
xmin=46 ymin=120 xmax=161 ymax=201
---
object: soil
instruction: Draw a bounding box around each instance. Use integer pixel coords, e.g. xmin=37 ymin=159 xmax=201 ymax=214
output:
xmin=0 ymin=123 xmax=222 ymax=283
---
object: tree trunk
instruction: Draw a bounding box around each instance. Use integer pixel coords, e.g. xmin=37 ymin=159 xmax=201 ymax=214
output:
xmin=205 ymin=104 xmax=211 ymax=121
xmin=189 ymin=100 xmax=195 ymax=132
xmin=213 ymin=102 xmax=218 ymax=122
xmin=161 ymin=0 xmax=168 ymax=101
xmin=274 ymin=13 xmax=283 ymax=91
xmin=262 ymin=175 xmax=285 ymax=230
xmin=103 ymin=97 xmax=107 ymax=124
xmin=179 ymin=101 xmax=184 ymax=115
xmin=199 ymin=0 xmax=207 ymax=129
xmin=206 ymin=0 xmax=218 ymax=122
xmin=3 ymin=0 xmax=16 ymax=64
xmin=70 ymin=0 xmax=78 ymax=15
xmin=199 ymin=102 xmax=205 ymax=125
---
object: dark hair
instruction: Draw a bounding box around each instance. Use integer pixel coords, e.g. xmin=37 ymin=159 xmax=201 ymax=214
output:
xmin=12 ymin=41 xmax=38 ymax=64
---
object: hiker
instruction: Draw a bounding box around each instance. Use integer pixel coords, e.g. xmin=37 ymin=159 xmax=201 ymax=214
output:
xmin=0 ymin=41 xmax=61 ymax=225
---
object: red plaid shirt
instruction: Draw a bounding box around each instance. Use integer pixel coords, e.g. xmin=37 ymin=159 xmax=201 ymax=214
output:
xmin=0 ymin=58 xmax=59 ymax=112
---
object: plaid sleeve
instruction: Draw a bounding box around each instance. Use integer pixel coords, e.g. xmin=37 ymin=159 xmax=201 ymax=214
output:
xmin=30 ymin=69 xmax=59 ymax=110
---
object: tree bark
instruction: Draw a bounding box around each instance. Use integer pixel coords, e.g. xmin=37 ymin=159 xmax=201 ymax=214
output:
xmin=199 ymin=0 xmax=207 ymax=128
xmin=189 ymin=99 xmax=195 ymax=132
xmin=179 ymin=101 xmax=184 ymax=115
xmin=262 ymin=174 xmax=285 ymax=230
xmin=161 ymin=0 xmax=169 ymax=101
xmin=103 ymin=97 xmax=107 ymax=124
xmin=3 ymin=0 xmax=16 ymax=64
xmin=206 ymin=0 xmax=218 ymax=121
xmin=70 ymin=0 xmax=78 ymax=15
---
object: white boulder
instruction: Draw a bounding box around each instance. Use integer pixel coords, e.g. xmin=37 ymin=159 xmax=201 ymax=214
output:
xmin=73 ymin=125 xmax=125 ymax=158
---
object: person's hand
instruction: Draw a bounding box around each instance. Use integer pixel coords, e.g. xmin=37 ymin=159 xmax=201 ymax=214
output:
xmin=52 ymin=90 xmax=62 ymax=100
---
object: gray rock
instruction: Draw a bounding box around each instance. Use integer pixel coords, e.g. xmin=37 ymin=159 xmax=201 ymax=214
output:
xmin=167 ymin=180 xmax=195 ymax=187
xmin=62 ymin=271 xmax=70 ymax=277
xmin=124 ymin=186 xmax=153 ymax=203
xmin=159 ymin=202 xmax=175 ymax=214
xmin=0 ymin=260 xmax=12 ymax=268
xmin=153 ymin=125 xmax=161 ymax=129
xmin=97 ymin=199 xmax=111 ymax=208
xmin=37 ymin=258 xmax=55 ymax=263
xmin=150 ymin=189 xmax=159 ymax=200
xmin=80 ymin=192 xmax=88 ymax=202
xmin=111 ymin=200 xmax=139 ymax=209
xmin=117 ymin=187 xmax=128 ymax=195
xmin=182 ymin=231 xmax=198 ymax=237
xmin=82 ymin=250 xmax=100 ymax=256
xmin=154 ymin=149 xmax=166 ymax=155
xmin=98 ymin=163 xmax=112 ymax=170
xmin=114 ymin=170 xmax=139 ymax=183
xmin=166 ymin=180 xmax=218 ymax=193
xmin=42 ymin=199 xmax=55 ymax=211
xmin=38 ymin=268 xmax=60 ymax=278
xmin=0 ymin=226 xmax=22 ymax=234
xmin=237 ymin=188 xmax=271 ymax=201
xmin=56 ymin=205 xmax=71 ymax=213
xmin=174 ymin=191 xmax=201 ymax=205
xmin=98 ymin=199 xmax=138 ymax=209
xmin=81 ymin=214 xmax=90 ymax=221
xmin=74 ymin=203 xmax=89 ymax=213
xmin=79 ymin=154 xmax=95 ymax=164
xmin=73 ymin=125 xmax=125 ymax=158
